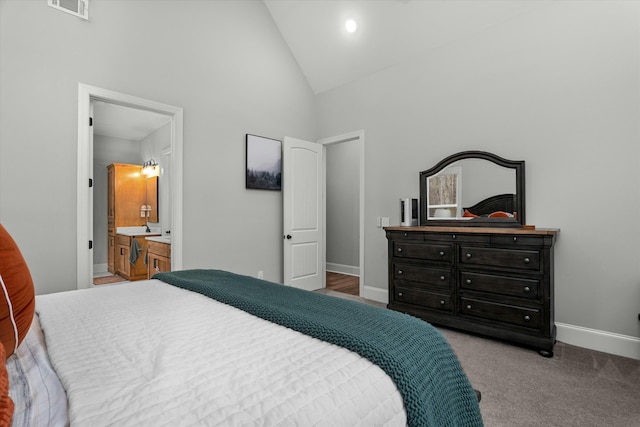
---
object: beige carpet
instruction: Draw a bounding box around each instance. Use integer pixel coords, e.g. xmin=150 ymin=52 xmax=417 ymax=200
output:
xmin=315 ymin=288 xmax=640 ymax=427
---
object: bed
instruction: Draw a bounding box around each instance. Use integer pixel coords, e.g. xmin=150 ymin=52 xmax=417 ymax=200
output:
xmin=2 ymin=227 xmax=483 ymax=427
xmin=462 ymin=193 xmax=517 ymax=218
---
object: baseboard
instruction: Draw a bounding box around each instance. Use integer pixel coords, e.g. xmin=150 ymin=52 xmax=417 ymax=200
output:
xmin=93 ymin=263 xmax=108 ymax=274
xmin=361 ymin=285 xmax=388 ymax=304
xmin=556 ymin=322 xmax=640 ymax=360
xmin=326 ymin=263 xmax=360 ymax=277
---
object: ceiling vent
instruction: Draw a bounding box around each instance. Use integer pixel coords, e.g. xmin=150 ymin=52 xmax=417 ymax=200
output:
xmin=48 ymin=0 xmax=89 ymax=20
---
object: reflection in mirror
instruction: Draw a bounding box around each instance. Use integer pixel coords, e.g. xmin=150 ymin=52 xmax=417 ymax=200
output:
xmin=427 ymin=167 xmax=460 ymax=218
xmin=420 ymin=151 xmax=525 ymax=227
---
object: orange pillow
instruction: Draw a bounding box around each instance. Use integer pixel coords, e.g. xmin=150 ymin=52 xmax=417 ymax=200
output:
xmin=0 ymin=344 xmax=14 ymax=425
xmin=0 ymin=224 xmax=35 ymax=358
xmin=488 ymin=211 xmax=511 ymax=218
xmin=463 ymin=209 xmax=479 ymax=218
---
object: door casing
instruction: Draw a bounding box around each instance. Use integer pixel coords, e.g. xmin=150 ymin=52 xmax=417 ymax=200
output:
xmin=77 ymin=83 xmax=184 ymax=289
xmin=318 ymin=130 xmax=365 ymax=297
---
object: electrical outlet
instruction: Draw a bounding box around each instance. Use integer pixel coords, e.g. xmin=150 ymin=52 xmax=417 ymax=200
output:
xmin=258 ymin=271 xmax=264 ymax=279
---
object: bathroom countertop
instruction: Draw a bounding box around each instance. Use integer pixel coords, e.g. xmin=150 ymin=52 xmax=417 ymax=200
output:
xmin=145 ymin=236 xmax=171 ymax=244
xmin=116 ymin=226 xmax=162 ymax=237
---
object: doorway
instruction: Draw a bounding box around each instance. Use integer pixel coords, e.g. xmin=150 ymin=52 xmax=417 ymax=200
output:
xmin=92 ymin=102 xmax=171 ymax=281
xmin=319 ymin=130 xmax=364 ymax=297
xmin=77 ymin=83 xmax=184 ymax=289
xmin=282 ymin=130 xmax=364 ymax=296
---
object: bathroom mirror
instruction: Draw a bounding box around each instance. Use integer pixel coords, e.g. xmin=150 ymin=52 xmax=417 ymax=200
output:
xmin=419 ymin=151 xmax=525 ymax=227
xmin=146 ymin=176 xmax=158 ymax=223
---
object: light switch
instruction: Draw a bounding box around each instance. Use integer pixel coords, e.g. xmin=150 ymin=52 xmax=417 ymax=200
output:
xmin=381 ymin=217 xmax=390 ymax=227
xmin=376 ymin=217 xmax=382 ymax=227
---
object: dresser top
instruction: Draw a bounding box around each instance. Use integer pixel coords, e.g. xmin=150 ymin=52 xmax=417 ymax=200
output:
xmin=384 ymin=226 xmax=559 ymax=236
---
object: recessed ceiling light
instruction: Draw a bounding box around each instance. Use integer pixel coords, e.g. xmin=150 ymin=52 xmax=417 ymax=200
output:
xmin=345 ymin=19 xmax=357 ymax=34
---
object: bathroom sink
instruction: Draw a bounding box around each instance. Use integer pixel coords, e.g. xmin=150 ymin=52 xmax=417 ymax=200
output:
xmin=116 ymin=226 xmax=162 ymax=236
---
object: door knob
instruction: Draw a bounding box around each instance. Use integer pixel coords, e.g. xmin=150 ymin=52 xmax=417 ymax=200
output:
xmin=285 ymin=234 xmax=292 ymax=240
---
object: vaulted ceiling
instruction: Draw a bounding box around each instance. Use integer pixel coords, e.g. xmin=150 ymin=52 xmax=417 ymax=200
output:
xmin=95 ymin=1 xmax=556 ymax=139
xmin=263 ymin=0 xmax=555 ymax=94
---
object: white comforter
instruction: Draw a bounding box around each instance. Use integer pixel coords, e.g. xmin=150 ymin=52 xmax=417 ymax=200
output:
xmin=36 ymin=280 xmax=406 ymax=426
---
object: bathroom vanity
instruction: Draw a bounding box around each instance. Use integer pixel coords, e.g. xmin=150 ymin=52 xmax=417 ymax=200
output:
xmin=146 ymin=237 xmax=171 ymax=279
xmin=107 ymin=163 xmax=159 ymax=275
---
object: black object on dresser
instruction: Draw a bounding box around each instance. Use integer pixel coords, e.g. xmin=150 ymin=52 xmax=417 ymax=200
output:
xmin=386 ymin=226 xmax=558 ymax=357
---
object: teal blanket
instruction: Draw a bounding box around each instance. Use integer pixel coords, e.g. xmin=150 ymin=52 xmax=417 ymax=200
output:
xmin=154 ymin=269 xmax=483 ymax=427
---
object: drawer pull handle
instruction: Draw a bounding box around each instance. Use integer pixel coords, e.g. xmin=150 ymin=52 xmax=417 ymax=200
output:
xmin=397 ymin=247 xmax=403 ymax=253
xmin=403 ymin=232 xmax=408 ymax=237
xmin=513 ymin=236 xmax=518 ymax=242
xmin=398 ymin=292 xmax=403 ymax=297
xmin=398 ymin=270 xmax=403 ymax=275
xmin=524 ymin=286 xmax=531 ymax=293
xmin=452 ymin=234 xmax=456 ymax=239
xmin=440 ymin=300 xmax=445 ymax=305
xmin=524 ymin=315 xmax=531 ymax=322
xmin=466 ymin=304 xmax=472 ymax=310
xmin=466 ymin=253 xmax=472 ymax=259
xmin=466 ymin=279 xmax=472 ymax=285
xmin=439 ymin=251 xmax=445 ymax=256
xmin=523 ymin=257 xmax=531 ymax=264
xmin=440 ymin=276 xmax=446 ymax=281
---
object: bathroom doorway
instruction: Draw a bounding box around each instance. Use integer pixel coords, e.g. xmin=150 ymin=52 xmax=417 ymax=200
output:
xmin=77 ymin=84 xmax=184 ymax=289
xmin=91 ymin=102 xmax=171 ymax=281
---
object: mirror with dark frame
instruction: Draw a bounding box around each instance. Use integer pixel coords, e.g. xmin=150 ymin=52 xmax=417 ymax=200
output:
xmin=419 ymin=151 xmax=525 ymax=228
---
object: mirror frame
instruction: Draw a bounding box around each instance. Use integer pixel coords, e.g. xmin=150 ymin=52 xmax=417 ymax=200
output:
xmin=419 ymin=151 xmax=525 ymax=228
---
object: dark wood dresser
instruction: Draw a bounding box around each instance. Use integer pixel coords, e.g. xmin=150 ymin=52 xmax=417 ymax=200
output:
xmin=385 ymin=226 xmax=558 ymax=356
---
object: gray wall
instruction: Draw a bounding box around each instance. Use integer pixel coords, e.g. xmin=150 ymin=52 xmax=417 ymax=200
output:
xmin=326 ymin=141 xmax=360 ymax=273
xmin=0 ymin=0 xmax=316 ymax=294
xmin=316 ymin=2 xmax=640 ymax=339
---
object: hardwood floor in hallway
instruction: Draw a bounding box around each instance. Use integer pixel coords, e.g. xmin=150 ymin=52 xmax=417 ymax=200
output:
xmin=326 ymin=271 xmax=359 ymax=296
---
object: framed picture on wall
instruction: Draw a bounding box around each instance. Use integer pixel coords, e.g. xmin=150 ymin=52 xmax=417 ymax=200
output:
xmin=245 ymin=134 xmax=282 ymax=191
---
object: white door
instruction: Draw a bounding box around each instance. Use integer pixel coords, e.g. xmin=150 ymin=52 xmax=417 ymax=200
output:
xmin=283 ymin=137 xmax=324 ymax=291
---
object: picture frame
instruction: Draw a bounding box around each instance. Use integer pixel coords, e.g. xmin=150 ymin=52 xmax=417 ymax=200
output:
xmin=245 ymin=134 xmax=282 ymax=191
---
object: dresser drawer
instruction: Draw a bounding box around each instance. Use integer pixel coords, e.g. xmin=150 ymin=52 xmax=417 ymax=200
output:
xmin=393 ymin=242 xmax=453 ymax=262
xmin=387 ymin=230 xmax=424 ymax=241
xmin=491 ymin=235 xmax=545 ymax=247
xmin=393 ymin=263 xmax=451 ymax=289
xmin=460 ymin=297 xmax=542 ymax=330
xmin=424 ymin=233 xmax=490 ymax=244
xmin=460 ymin=246 xmax=540 ymax=271
xmin=394 ymin=286 xmax=453 ymax=312
xmin=460 ymin=272 xmax=540 ymax=299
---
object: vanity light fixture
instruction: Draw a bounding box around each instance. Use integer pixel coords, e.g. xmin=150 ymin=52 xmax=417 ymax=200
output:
xmin=142 ymin=159 xmax=159 ymax=177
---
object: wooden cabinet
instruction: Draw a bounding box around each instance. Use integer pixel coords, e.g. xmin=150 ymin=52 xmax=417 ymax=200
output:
xmin=107 ymin=163 xmax=147 ymax=273
xmin=116 ymin=234 xmax=155 ymax=281
xmin=386 ymin=226 xmax=558 ymax=356
xmin=107 ymin=234 xmax=115 ymax=274
xmin=116 ymin=236 xmax=130 ymax=277
xmin=147 ymin=240 xmax=171 ymax=279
